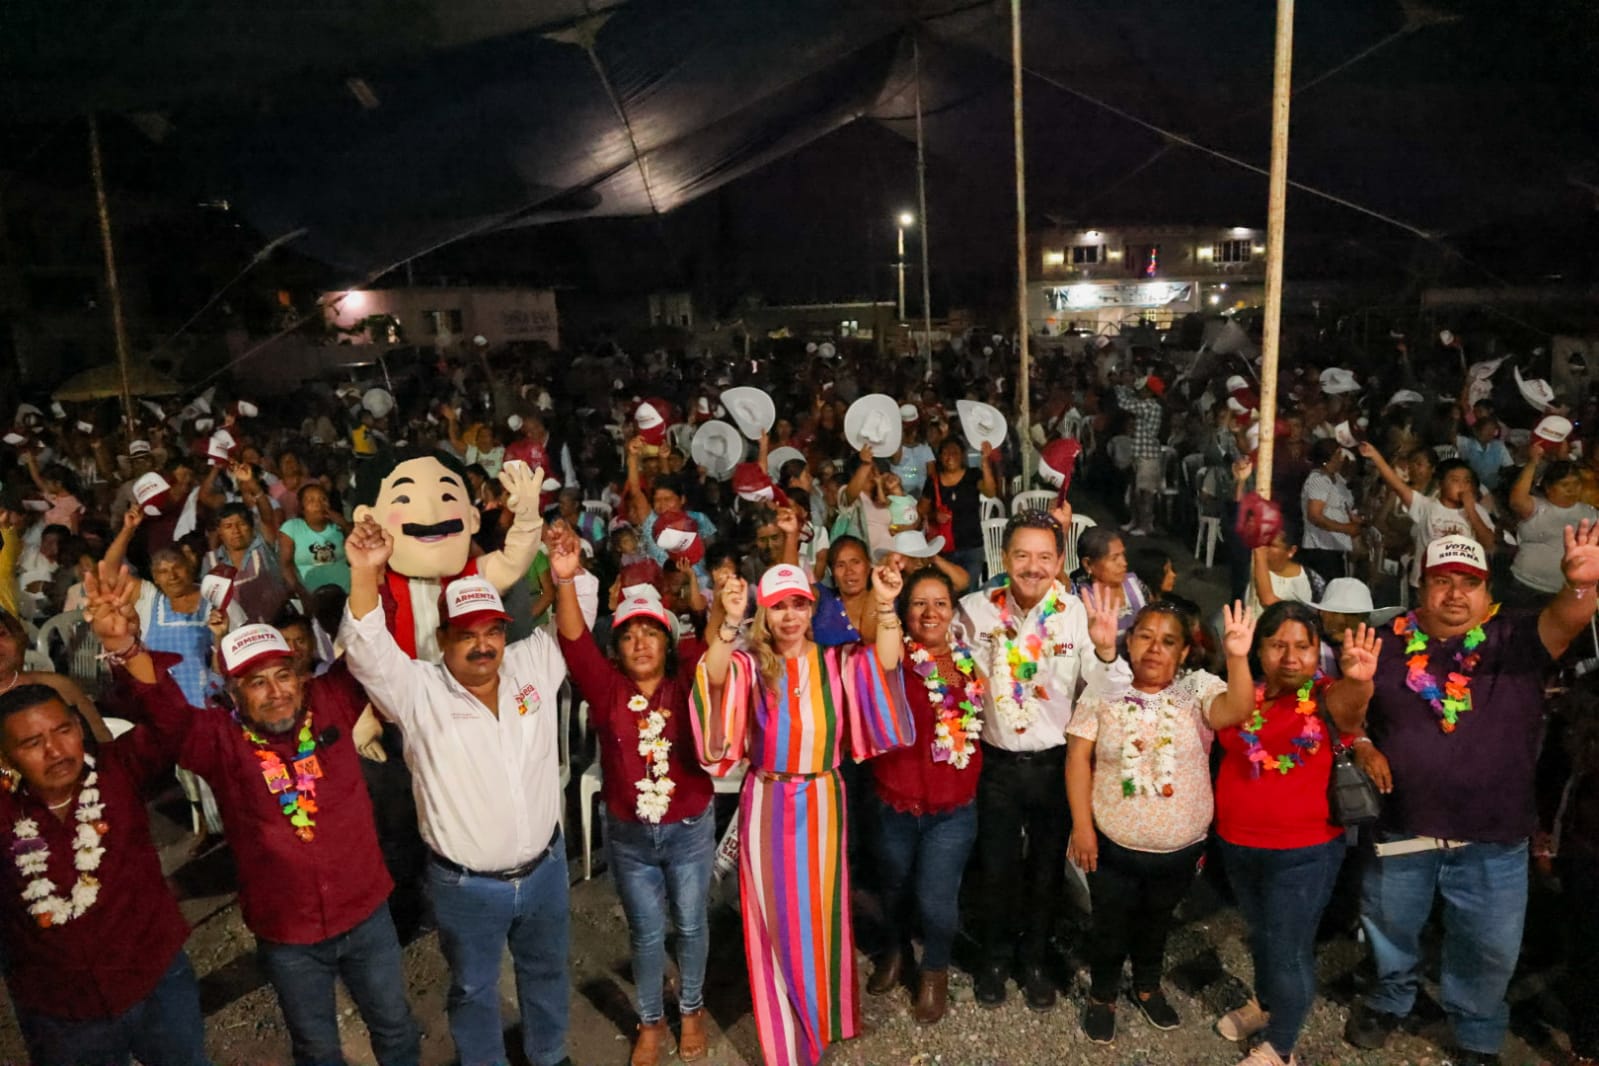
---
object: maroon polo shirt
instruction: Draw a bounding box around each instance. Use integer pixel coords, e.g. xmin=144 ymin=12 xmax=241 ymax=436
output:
xmin=871 ymin=658 xmax=983 ymax=816
xmin=125 ymin=655 xmax=392 ymax=944
xmin=559 ymin=630 xmax=713 ymax=824
xmin=0 ymin=714 xmax=189 ymax=1020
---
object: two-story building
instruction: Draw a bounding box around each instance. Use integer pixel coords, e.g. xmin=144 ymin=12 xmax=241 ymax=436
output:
xmin=1028 ymin=223 xmax=1267 ymax=335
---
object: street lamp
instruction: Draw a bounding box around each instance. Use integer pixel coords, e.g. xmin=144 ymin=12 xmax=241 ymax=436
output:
xmin=895 ymin=211 xmax=915 ymax=320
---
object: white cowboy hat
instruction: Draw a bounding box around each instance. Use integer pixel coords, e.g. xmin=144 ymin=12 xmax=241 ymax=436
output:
xmin=872 ymin=529 xmax=946 ymax=561
xmin=1387 ymin=389 xmax=1424 ymax=407
xmin=361 ymin=387 xmax=395 ymax=418
xmin=689 ymin=420 xmax=744 ymax=480
xmin=844 ymin=394 xmax=902 ymax=456
xmin=1319 ymin=367 xmax=1360 ymax=395
xmin=1309 ymin=577 xmax=1403 ymax=625
xmin=1514 ymin=365 xmax=1556 ymax=414
xmin=719 ymin=387 xmax=775 ymax=440
xmin=956 ymin=399 xmax=1008 ymax=450
xmin=766 ymin=445 xmax=805 ymax=481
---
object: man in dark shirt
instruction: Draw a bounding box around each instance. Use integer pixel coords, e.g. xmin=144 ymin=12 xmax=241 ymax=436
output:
xmin=1345 ymin=531 xmax=1599 ymax=1066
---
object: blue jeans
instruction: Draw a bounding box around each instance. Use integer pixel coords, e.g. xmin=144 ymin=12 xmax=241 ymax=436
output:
xmin=1220 ymin=837 xmax=1345 ymax=1056
xmin=605 ymin=802 xmax=717 ymax=1023
xmin=1360 ymin=838 xmax=1529 ymax=1054
xmin=428 ymin=836 xmax=570 ymax=1066
xmin=16 ymin=949 xmax=209 ymax=1066
xmin=947 ymin=548 xmax=986 ymax=590
xmin=256 ymin=903 xmax=421 ymax=1066
xmin=874 ymin=796 xmax=978 ymax=972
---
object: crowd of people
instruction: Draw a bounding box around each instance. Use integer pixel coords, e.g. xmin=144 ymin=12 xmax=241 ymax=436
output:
xmin=0 ymin=324 xmax=1596 ymax=1066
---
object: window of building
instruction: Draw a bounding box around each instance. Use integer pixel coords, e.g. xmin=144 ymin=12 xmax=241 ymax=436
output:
xmin=422 ymin=309 xmax=463 ymax=335
xmin=840 ymin=319 xmax=859 ymax=337
xmin=1071 ymin=244 xmax=1104 ymax=265
xmin=1213 ymin=239 xmax=1252 ymax=264
xmin=1126 ymin=244 xmax=1161 ymax=278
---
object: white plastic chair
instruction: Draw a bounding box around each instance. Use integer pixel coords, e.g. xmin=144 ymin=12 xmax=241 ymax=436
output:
xmin=979 ymin=495 xmax=1004 ymax=523
xmin=581 ymin=499 xmax=612 ymax=521
xmin=1063 ymin=513 xmax=1097 ymax=576
xmin=22 ymin=649 xmax=52 ymax=673
xmin=1194 ymin=516 xmax=1222 ymax=568
xmin=1011 ymin=490 xmax=1056 ymax=515
xmin=981 ymin=517 xmax=1007 ymax=586
xmin=557 ymin=684 xmax=572 ymax=794
xmin=33 ymin=611 xmax=106 ymax=693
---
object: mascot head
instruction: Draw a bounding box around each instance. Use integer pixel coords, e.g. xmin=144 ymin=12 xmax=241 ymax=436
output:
xmin=351 ymin=446 xmax=482 ymax=578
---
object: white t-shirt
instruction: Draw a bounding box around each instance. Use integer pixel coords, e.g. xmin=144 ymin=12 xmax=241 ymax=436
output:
xmin=1245 ymin=565 xmax=1320 ymax=617
xmin=1405 ymin=495 xmax=1493 ymax=586
xmin=1302 ymin=470 xmax=1354 ymax=552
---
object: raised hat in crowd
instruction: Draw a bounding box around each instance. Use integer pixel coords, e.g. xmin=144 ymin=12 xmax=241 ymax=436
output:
xmin=1038 ymin=437 xmax=1082 ymax=491
xmin=1534 ymin=415 xmax=1574 ymax=445
xmin=1514 ymin=365 xmax=1557 ymax=414
xmin=843 ymin=394 xmax=902 ymax=456
xmin=1225 ymin=374 xmax=1249 ymax=393
xmin=719 ymin=387 xmax=776 ymax=440
xmin=439 ymin=575 xmax=513 ymax=629
xmin=1423 ymin=535 xmax=1489 ymax=579
xmin=1319 ymin=367 xmax=1360 ymax=395
xmin=132 ymin=472 xmax=173 ymax=516
xmin=756 ymin=564 xmax=815 ymax=607
xmin=733 ymin=462 xmax=784 ymax=505
xmin=956 ymin=399 xmax=1007 ymax=451
xmin=765 ymin=445 xmax=805 ymax=481
xmin=634 ymin=398 xmax=671 ymax=446
xmin=219 ymin=624 xmax=294 ymax=678
xmin=654 ymin=511 xmax=705 ymax=565
xmin=899 ymin=403 xmax=920 ymax=423
xmin=1387 ymin=389 xmax=1424 ymax=407
xmin=361 ymin=388 xmax=394 ymax=419
xmin=689 ymin=420 xmax=743 ymax=480
xmin=1309 ymin=577 xmax=1403 ymax=625
xmin=873 ymin=529 xmax=945 ymax=562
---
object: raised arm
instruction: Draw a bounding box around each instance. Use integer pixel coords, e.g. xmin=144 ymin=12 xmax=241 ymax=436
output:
xmin=870 ymin=564 xmax=904 ymax=671
xmin=232 ymin=462 xmax=278 ymax=540
xmin=623 ymin=436 xmax=650 ymax=527
xmin=703 ymin=577 xmax=748 ymax=700
xmin=1358 ymin=442 xmax=1413 ymax=509
xmin=1206 ymin=602 xmax=1259 ymax=730
xmin=841 ymin=446 xmax=875 ymax=506
xmin=340 ymin=516 xmax=420 ymax=725
xmin=1325 ymin=623 xmax=1380 ymax=732
xmin=777 ymin=503 xmax=801 ymax=567
xmin=1539 ymin=520 xmax=1599 ymax=659
xmin=1508 ymin=442 xmax=1543 ymax=520
xmin=548 ymin=525 xmax=587 ymax=641
xmin=1250 ymin=546 xmax=1281 ymax=608
xmin=103 ymin=506 xmax=144 ymax=582
xmin=977 ymin=442 xmax=1001 ymax=499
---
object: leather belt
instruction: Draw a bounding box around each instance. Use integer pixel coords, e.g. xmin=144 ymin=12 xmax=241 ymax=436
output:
xmin=980 ymin=742 xmax=1065 ymax=763
xmin=431 ymin=836 xmax=557 ymax=882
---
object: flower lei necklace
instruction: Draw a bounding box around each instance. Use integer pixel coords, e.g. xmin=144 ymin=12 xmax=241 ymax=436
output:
xmin=630 ymin=694 xmax=676 ymax=823
xmin=907 ymin=638 xmax=984 ymax=769
xmin=986 ymin=582 xmax=1073 ymax=735
xmin=1118 ymin=688 xmax=1182 ymax=798
xmin=11 ymin=754 xmax=107 ymax=928
xmin=242 ymin=710 xmax=321 ymax=842
xmin=1392 ymin=605 xmax=1499 ymax=734
xmin=1244 ymin=676 xmax=1323 ymax=776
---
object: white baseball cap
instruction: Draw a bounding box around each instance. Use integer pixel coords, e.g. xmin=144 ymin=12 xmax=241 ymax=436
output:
xmin=439 ymin=575 xmax=512 ymax=628
xmin=128 ymin=439 xmax=152 ymax=457
xmin=219 ymin=624 xmax=294 ymax=678
xmin=1423 ymin=534 xmax=1489 ymax=579
xmin=756 ymin=564 xmax=815 ymax=608
xmin=1534 ymin=415 xmax=1574 ymax=445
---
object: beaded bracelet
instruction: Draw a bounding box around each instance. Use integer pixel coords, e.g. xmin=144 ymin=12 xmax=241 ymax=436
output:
xmin=97 ymin=638 xmax=146 ymax=668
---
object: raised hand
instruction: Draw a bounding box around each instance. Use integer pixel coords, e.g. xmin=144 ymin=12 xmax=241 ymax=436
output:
xmin=83 ymin=560 xmax=142 ymax=651
xmin=122 ymin=506 xmax=144 ymax=534
xmin=1562 ymin=519 xmax=1599 ymax=589
xmin=1220 ymin=601 xmax=1255 ymax=660
xmin=499 ymin=461 xmax=544 ymax=521
xmin=859 ymin=444 xmax=874 ymax=464
xmin=1232 ymin=456 xmax=1254 ymax=482
xmin=775 ymin=505 xmax=800 ymax=537
xmin=1357 ymin=441 xmax=1380 ymax=462
xmin=345 ymin=516 xmax=394 ymax=571
xmin=1082 ymin=585 xmax=1119 ymax=659
xmin=1338 ymin=623 xmax=1381 ymax=682
xmin=205 ymin=609 xmax=229 ymax=641
xmin=1049 ymin=497 xmax=1073 ymax=529
xmin=720 ymin=576 xmax=749 ymax=619
xmin=230 ymin=461 xmax=255 ymax=486
xmin=546 ymin=525 xmax=582 ymax=581
xmin=871 ymin=564 xmax=903 ymax=605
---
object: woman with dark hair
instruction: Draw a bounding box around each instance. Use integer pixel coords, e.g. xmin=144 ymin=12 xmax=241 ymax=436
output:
xmin=549 ymin=530 xmax=715 ymax=1066
xmin=1212 ymin=600 xmax=1380 ymax=1066
xmin=1068 ymin=599 xmax=1258 ymax=1043
xmin=919 ymin=437 xmax=998 ymax=586
xmin=1299 ymin=438 xmax=1362 ymax=583
xmin=866 ymin=567 xmax=982 ymax=1024
xmin=1128 ymin=546 xmax=1177 ymax=600
xmin=1072 ymin=526 xmax=1151 ymax=636
xmin=276 ymin=482 xmax=351 ymax=597
xmin=1508 ymin=450 xmax=1599 ymax=604
xmin=812 ymin=534 xmax=878 ymax=647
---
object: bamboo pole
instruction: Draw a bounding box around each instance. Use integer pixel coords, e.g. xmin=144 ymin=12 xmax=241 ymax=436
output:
xmin=1011 ymin=0 xmax=1032 ymax=484
xmin=913 ymin=33 xmax=933 ymax=368
xmin=1254 ymin=0 xmax=1296 ymax=498
xmin=88 ymin=114 xmax=137 ymax=436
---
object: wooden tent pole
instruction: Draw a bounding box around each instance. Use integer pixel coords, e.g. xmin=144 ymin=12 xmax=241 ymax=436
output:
xmin=913 ymin=33 xmax=934 ymax=369
xmin=88 ymin=114 xmax=137 ymax=435
xmin=1011 ymin=0 xmax=1033 ymax=485
xmin=1254 ymin=0 xmax=1296 ymax=498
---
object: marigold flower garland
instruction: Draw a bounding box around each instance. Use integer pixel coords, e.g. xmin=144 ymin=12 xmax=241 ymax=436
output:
xmin=1392 ymin=605 xmax=1499 ymax=734
xmin=630 ymin=693 xmax=676 ymax=823
xmin=1117 ymin=690 xmax=1181 ymax=798
xmin=907 ymin=639 xmax=984 ymax=769
xmin=1243 ymin=676 xmax=1322 ymax=776
xmin=986 ymin=582 xmax=1074 ymax=735
xmin=11 ymin=754 xmax=107 ymax=928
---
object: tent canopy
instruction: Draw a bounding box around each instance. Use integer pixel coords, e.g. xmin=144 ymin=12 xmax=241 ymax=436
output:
xmin=52 ymin=361 xmax=185 ymax=402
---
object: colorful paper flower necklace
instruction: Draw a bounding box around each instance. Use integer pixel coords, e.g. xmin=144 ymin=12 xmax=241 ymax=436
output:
xmin=1243 ymin=676 xmax=1322 ymax=776
xmin=987 ymin=581 xmax=1072 ymax=735
xmin=10 ymin=754 xmax=107 ymax=927
xmin=907 ymin=638 xmax=984 ymax=769
xmin=630 ymin=693 xmax=676 ymax=823
xmin=242 ymin=711 xmax=321 ymax=842
xmin=1392 ymin=605 xmax=1499 ymax=734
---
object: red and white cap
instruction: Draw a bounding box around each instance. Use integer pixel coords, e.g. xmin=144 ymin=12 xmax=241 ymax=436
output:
xmin=1227 ymin=387 xmax=1260 ymax=418
xmin=635 ymin=399 xmax=670 ymax=446
xmin=619 ymin=558 xmax=665 ymax=592
xmin=614 ymin=586 xmax=674 ymax=633
xmin=207 ymin=428 xmax=238 ymax=466
xmin=439 ymin=575 xmax=513 ymax=629
xmin=200 ymin=564 xmax=237 ymax=614
xmin=219 ymin=624 xmax=294 ymax=678
xmin=1038 ymin=438 xmax=1082 ymax=490
xmin=732 ymin=462 xmax=783 ymax=504
xmin=227 ymin=399 xmax=259 ymax=420
xmin=654 ymin=510 xmax=704 ymax=565
xmin=132 ymin=472 xmax=173 ymax=516
xmin=1423 ymin=534 xmax=1489 ymax=579
xmin=756 ymin=564 xmax=815 ymax=608
xmin=1534 ymin=415 xmax=1574 ymax=445
xmin=128 ymin=439 xmax=152 ymax=457
xmin=1 ymin=427 xmax=28 ymax=447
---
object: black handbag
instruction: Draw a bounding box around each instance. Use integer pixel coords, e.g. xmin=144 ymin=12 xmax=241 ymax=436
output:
xmin=1315 ymin=697 xmax=1383 ymax=828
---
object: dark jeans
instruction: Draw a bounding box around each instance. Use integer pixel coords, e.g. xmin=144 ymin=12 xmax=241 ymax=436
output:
xmin=428 ymin=835 xmax=570 ymax=1066
xmin=1220 ymin=836 xmax=1345 ymax=1056
xmin=256 ymin=903 xmax=421 ymax=1066
xmin=605 ymin=803 xmax=717 ymax=1023
xmin=16 ymin=949 xmax=209 ymax=1066
xmin=977 ymin=744 xmax=1069 ymax=969
xmin=874 ymin=795 xmax=979 ymax=972
xmin=1087 ymin=835 xmax=1205 ymax=1001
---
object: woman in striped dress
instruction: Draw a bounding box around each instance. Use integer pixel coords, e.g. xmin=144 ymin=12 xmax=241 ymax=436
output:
xmin=693 ymin=562 xmax=914 ymax=1066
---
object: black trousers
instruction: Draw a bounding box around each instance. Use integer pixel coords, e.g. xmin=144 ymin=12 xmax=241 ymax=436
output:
xmin=977 ymin=744 xmax=1069 ymax=969
xmin=1086 ymin=834 xmax=1205 ymax=1001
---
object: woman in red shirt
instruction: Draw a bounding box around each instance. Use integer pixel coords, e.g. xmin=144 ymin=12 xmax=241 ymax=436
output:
xmin=866 ymin=567 xmax=981 ymax=1024
xmin=1213 ymin=600 xmax=1378 ymax=1066
xmin=549 ymin=532 xmax=715 ymax=1066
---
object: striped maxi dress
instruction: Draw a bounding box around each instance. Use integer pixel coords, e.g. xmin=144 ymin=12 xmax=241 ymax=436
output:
xmin=691 ymin=643 xmax=913 ymax=1066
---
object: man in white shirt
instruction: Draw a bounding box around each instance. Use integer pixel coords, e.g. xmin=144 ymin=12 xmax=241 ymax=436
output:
xmin=340 ymin=518 xmax=572 ymax=1066
xmin=959 ymin=510 xmax=1118 ymax=1012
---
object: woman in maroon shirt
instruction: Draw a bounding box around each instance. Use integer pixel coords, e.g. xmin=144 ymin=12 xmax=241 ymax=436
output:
xmin=550 ymin=529 xmax=715 ymax=1066
xmin=866 ymin=566 xmax=982 ymax=1024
